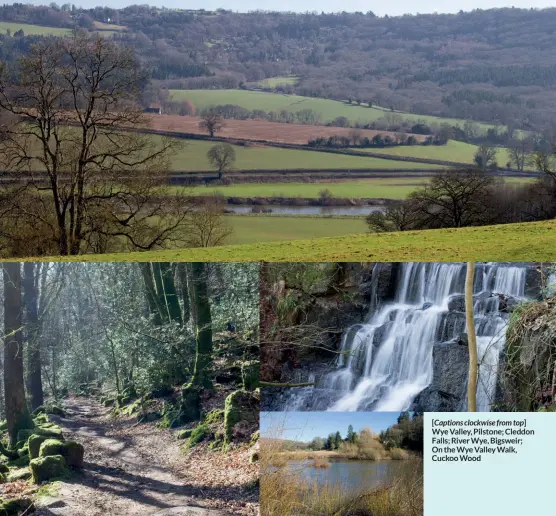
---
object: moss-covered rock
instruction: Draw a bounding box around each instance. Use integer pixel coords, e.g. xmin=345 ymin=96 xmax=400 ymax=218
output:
xmin=29 ymin=435 xmax=50 ymax=460
xmin=33 ymin=414 xmax=49 ymax=425
xmin=241 ymin=361 xmax=260 ymax=391
xmin=223 ymin=390 xmax=259 ymax=444
xmin=30 ymin=455 xmax=67 ymax=483
xmin=39 ymin=439 xmax=84 ymax=468
xmin=34 ymin=425 xmax=64 ymax=439
xmin=16 ymin=429 xmax=35 ymax=443
xmin=204 ymin=409 xmax=224 ymax=425
xmin=7 ymin=468 xmax=31 ymax=482
xmin=160 ymin=386 xmax=201 ymax=428
xmin=0 ymin=497 xmax=32 ymax=515
xmin=33 ymin=404 xmax=65 ymax=417
xmin=185 ymin=424 xmax=212 ymax=450
xmin=176 ymin=429 xmax=193 ymax=440
xmin=0 ymin=442 xmax=19 ymax=460
xmin=0 ymin=464 xmax=9 ymax=474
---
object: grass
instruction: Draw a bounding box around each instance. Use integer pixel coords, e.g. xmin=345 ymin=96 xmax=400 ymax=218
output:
xmin=46 ymin=220 xmax=556 ymax=262
xmin=369 ymin=140 xmax=527 ymax=169
xmin=163 ymin=137 xmax=444 ymax=171
xmin=226 ymin=216 xmax=367 ymax=244
xmin=169 ymin=89 xmax=494 ymax=130
xmin=184 ymin=178 xmax=428 ymax=199
xmin=0 ymin=21 xmax=71 ymax=36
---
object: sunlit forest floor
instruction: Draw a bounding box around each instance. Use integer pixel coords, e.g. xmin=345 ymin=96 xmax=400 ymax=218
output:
xmin=34 ymin=397 xmax=258 ymax=516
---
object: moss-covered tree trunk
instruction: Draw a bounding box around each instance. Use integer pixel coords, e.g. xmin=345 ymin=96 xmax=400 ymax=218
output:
xmin=23 ymin=262 xmax=44 ymax=410
xmin=180 ymin=262 xmax=213 ymax=423
xmin=139 ymin=262 xmax=163 ymax=326
xmin=189 ymin=262 xmax=213 ymax=389
xmin=3 ymin=263 xmax=34 ymax=446
xmin=140 ymin=263 xmax=182 ymax=326
xmin=465 ymin=262 xmax=478 ymax=412
xmin=158 ymin=262 xmax=182 ymax=325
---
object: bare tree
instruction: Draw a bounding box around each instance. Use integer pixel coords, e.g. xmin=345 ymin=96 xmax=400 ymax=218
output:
xmin=199 ymin=112 xmax=225 ymax=137
xmin=0 ymin=31 xmax=191 ymax=257
xmin=473 ymin=144 xmax=497 ymax=171
xmin=207 ymin=143 xmax=236 ymax=179
xmin=186 ymin=202 xmax=233 ymax=247
xmin=409 ymin=169 xmax=498 ymax=228
xmin=508 ymin=137 xmax=534 ymax=171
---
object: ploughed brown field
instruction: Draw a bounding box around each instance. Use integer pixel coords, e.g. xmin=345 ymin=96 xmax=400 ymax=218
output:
xmin=146 ymin=114 xmax=427 ymax=145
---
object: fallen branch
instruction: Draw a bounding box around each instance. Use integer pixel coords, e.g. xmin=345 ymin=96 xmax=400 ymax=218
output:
xmin=260 ymin=381 xmax=315 ymax=388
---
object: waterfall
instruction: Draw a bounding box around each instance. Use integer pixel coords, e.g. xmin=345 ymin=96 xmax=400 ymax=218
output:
xmin=279 ymin=262 xmax=532 ymax=413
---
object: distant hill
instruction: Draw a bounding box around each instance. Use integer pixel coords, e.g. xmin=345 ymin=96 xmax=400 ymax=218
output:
xmin=2 ymin=4 xmax=556 ymax=130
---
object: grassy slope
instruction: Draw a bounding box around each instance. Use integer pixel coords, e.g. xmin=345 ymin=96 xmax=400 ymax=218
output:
xmin=256 ymin=76 xmax=298 ymax=88
xmin=169 ymin=89 xmax=494 ymax=129
xmin=165 ymin=137 xmax=444 ymax=171
xmin=36 ymin=220 xmax=556 ymax=262
xmin=0 ymin=21 xmax=71 ymax=36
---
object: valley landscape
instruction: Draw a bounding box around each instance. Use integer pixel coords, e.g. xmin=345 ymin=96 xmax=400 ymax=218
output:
xmin=0 ymin=3 xmax=554 ymax=259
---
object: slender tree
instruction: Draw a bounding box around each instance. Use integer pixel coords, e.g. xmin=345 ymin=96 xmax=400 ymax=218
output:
xmin=465 ymin=262 xmax=478 ymax=412
xmin=3 ymin=263 xmax=34 ymax=446
xmin=23 ymin=262 xmax=44 ymax=410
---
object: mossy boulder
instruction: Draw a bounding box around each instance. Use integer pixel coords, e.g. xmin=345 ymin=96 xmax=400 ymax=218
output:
xmin=0 ymin=464 xmax=9 ymax=474
xmin=33 ymin=404 xmax=65 ymax=417
xmin=34 ymin=425 xmax=64 ymax=439
xmin=0 ymin=442 xmax=19 ymax=460
xmin=241 ymin=361 xmax=260 ymax=391
xmin=16 ymin=429 xmax=35 ymax=443
xmin=223 ymin=390 xmax=259 ymax=444
xmin=176 ymin=429 xmax=193 ymax=440
xmin=7 ymin=468 xmax=31 ymax=482
xmin=204 ymin=409 xmax=224 ymax=425
xmin=185 ymin=424 xmax=212 ymax=450
xmin=0 ymin=497 xmax=32 ymax=515
xmin=160 ymin=386 xmax=201 ymax=428
xmin=30 ymin=455 xmax=67 ymax=483
xmin=29 ymin=435 xmax=50 ymax=460
xmin=39 ymin=439 xmax=84 ymax=468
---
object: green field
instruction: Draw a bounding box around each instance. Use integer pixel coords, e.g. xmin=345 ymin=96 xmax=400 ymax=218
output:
xmin=369 ymin=140 xmax=525 ymax=169
xmin=46 ymin=220 xmax=556 ymax=262
xmin=225 ymin=215 xmax=366 ymax=244
xmin=0 ymin=21 xmax=71 ymax=36
xmin=169 ymin=89 xmax=494 ymax=130
xmin=185 ymin=178 xmax=429 ymax=199
xmin=165 ymin=137 xmax=444 ymax=171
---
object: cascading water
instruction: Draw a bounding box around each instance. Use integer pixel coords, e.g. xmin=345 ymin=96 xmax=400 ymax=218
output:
xmin=278 ymin=262 xmax=533 ymax=413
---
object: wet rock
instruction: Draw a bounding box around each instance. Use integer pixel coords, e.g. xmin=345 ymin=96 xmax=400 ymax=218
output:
xmin=412 ymin=341 xmax=469 ymax=412
xmin=447 ymin=294 xmax=465 ymax=312
xmin=360 ymin=263 xmax=399 ymax=306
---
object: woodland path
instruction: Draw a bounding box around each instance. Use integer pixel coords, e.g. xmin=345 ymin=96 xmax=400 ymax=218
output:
xmin=34 ymin=397 xmax=244 ymax=516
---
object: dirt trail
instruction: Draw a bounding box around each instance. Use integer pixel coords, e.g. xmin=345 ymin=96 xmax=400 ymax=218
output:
xmin=34 ymin=397 xmax=245 ymax=516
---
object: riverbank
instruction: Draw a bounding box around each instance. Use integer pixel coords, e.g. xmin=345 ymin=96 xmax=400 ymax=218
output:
xmin=274 ymin=450 xmax=417 ymax=461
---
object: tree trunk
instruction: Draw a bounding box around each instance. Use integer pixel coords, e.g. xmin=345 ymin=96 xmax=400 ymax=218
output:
xmin=176 ymin=263 xmax=190 ymax=325
xmin=139 ymin=263 xmax=163 ymax=325
xmin=465 ymin=262 xmax=478 ymax=412
xmin=23 ymin=262 xmax=44 ymax=410
xmin=189 ymin=262 xmax=213 ymax=388
xmin=3 ymin=263 xmax=34 ymax=446
xmin=159 ymin=262 xmax=182 ymax=325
